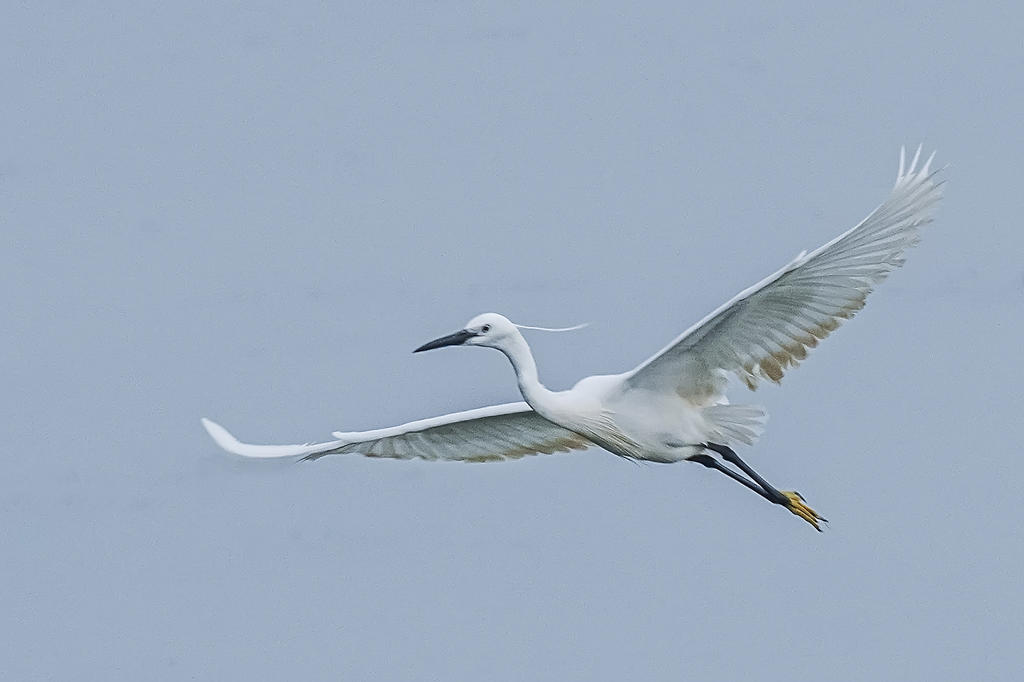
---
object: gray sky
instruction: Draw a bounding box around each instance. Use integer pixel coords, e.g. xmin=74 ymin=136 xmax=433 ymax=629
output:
xmin=4 ymin=3 xmax=1023 ymax=680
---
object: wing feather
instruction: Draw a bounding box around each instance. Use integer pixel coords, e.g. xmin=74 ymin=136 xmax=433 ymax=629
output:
xmin=200 ymin=403 xmax=593 ymax=463
xmin=625 ymin=147 xmax=943 ymax=398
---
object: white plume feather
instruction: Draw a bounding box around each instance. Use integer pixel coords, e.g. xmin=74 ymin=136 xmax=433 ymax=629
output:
xmin=514 ymin=322 xmax=590 ymax=333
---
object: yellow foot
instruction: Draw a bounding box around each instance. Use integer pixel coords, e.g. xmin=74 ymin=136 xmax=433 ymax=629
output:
xmin=781 ymin=491 xmax=827 ymax=531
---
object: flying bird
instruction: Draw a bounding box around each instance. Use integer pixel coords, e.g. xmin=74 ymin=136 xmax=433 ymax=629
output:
xmin=202 ymin=147 xmax=943 ymax=530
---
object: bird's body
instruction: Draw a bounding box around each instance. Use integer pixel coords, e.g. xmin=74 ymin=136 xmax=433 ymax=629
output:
xmin=203 ymin=147 xmax=943 ymax=530
xmin=533 ymin=371 xmax=712 ymax=464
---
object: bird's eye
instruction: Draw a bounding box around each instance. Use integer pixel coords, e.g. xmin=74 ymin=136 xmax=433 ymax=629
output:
xmin=481 ymin=324 xmax=491 ymax=333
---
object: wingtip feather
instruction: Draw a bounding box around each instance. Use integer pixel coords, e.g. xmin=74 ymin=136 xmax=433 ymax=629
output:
xmin=922 ymin=149 xmax=937 ymax=175
xmin=201 ymin=417 xmax=250 ymax=455
xmin=910 ymin=144 xmax=922 ymax=172
xmin=200 ymin=417 xmax=327 ymax=458
xmin=201 ymin=417 xmax=235 ymax=448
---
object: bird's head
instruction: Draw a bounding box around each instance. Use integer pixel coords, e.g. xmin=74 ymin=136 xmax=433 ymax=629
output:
xmin=413 ymin=313 xmax=516 ymax=353
xmin=413 ymin=313 xmax=588 ymax=354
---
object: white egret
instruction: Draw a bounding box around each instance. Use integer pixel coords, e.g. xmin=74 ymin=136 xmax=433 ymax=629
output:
xmin=202 ymin=147 xmax=943 ymax=530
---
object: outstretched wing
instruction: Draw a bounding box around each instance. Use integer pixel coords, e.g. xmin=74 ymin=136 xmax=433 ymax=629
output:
xmin=625 ymin=147 xmax=943 ymax=399
xmin=201 ymin=403 xmax=593 ymax=462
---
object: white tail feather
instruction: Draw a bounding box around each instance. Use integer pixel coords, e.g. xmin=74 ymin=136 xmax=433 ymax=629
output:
xmin=702 ymin=404 xmax=768 ymax=446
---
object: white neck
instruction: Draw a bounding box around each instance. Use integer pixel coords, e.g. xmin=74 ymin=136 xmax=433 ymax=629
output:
xmin=497 ymin=330 xmax=557 ymax=416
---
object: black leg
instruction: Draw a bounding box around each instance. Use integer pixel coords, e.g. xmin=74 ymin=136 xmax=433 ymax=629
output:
xmin=703 ymin=442 xmax=789 ymax=506
xmin=685 ymin=453 xmax=780 ymax=504
xmin=691 ymin=444 xmax=828 ymax=531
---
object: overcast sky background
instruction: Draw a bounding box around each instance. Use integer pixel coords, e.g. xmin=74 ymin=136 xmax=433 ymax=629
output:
xmin=4 ymin=3 xmax=1023 ymax=680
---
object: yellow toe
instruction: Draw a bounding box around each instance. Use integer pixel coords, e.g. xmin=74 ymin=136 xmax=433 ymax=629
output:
xmin=781 ymin=491 xmax=827 ymax=531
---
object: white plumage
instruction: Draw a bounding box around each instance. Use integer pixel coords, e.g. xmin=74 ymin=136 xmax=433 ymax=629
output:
xmin=202 ymin=404 xmax=589 ymax=462
xmin=202 ymin=147 xmax=943 ymax=528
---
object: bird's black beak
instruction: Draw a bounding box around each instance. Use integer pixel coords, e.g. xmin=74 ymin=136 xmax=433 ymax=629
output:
xmin=413 ymin=329 xmax=476 ymax=353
